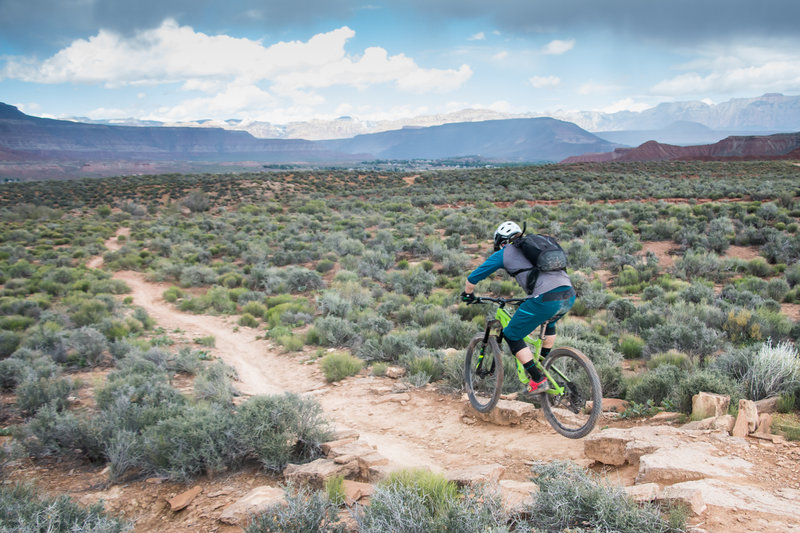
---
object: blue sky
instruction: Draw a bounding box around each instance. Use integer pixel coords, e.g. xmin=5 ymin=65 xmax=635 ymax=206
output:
xmin=1 ymin=0 xmax=799 ymax=124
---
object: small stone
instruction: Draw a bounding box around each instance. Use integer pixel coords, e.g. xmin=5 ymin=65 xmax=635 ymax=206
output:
xmin=168 ymin=486 xmax=202 ymax=512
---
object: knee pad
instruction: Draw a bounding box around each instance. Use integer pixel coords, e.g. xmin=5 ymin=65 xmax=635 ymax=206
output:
xmin=506 ymin=336 xmax=527 ymax=355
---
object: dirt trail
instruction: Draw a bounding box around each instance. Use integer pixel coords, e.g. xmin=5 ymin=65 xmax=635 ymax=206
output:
xmin=113 ymin=270 xmax=587 ymax=476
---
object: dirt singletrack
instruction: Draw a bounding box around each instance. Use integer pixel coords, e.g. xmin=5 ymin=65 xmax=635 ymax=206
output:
xmin=112 ymin=269 xmax=589 ymax=478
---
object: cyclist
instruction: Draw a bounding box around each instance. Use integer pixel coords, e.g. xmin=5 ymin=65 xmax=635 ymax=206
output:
xmin=460 ymin=221 xmax=575 ymax=393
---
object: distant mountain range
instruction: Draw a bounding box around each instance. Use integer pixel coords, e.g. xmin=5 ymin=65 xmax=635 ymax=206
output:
xmin=562 ymin=132 xmax=800 ymax=164
xmin=0 ymin=103 xmax=619 ymax=179
xmin=67 ymin=93 xmax=800 ymax=144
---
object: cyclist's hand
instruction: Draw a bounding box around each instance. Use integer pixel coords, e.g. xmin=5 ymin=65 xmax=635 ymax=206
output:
xmin=460 ymin=291 xmax=476 ymax=304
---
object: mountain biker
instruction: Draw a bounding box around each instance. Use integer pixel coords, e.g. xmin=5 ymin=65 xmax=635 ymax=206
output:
xmin=460 ymin=221 xmax=575 ymax=393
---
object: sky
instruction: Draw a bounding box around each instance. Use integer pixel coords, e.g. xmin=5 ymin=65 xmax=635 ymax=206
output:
xmin=1 ymin=0 xmax=800 ymax=124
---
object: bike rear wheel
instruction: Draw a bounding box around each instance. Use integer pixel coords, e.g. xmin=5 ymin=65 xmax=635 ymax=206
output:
xmin=464 ymin=334 xmax=504 ymax=413
xmin=541 ymin=347 xmax=602 ymax=439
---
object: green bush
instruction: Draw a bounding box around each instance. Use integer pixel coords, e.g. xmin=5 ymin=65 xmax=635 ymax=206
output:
xmin=238 ymin=312 xmax=260 ymax=328
xmin=235 ymin=394 xmax=333 ymax=472
xmin=0 ymin=483 xmax=130 ymax=532
xmin=139 ymin=403 xmax=243 ymax=481
xmin=618 ymin=334 xmax=645 ymax=359
xmin=193 ymin=362 xmax=236 ymax=405
xmin=647 ymin=350 xmax=691 ymax=370
xmin=417 ymin=315 xmax=474 ymax=349
xmin=404 ymin=354 xmax=443 ymax=383
xmin=0 ymin=330 xmax=21 ymax=358
xmin=242 ymin=300 xmax=267 ymax=318
xmin=16 ymin=376 xmax=74 ymax=415
xmin=321 ymin=352 xmax=363 ymax=382
xmin=311 ymin=316 xmax=360 ymax=347
xmin=355 ymin=469 xmax=507 ymax=533
xmin=527 ymin=461 xmax=684 ymax=533
xmin=246 ymin=483 xmax=344 ymax=533
xmin=746 ymin=340 xmax=800 ymax=400
xmin=626 ymin=365 xmax=682 ymax=407
xmin=163 ymin=286 xmax=184 ymax=303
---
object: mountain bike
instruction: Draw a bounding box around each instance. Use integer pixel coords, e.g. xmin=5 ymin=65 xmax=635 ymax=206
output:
xmin=463 ymin=296 xmax=602 ymax=439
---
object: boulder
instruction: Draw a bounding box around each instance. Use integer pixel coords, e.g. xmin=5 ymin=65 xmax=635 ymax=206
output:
xmin=584 ymin=426 xmax=685 ymax=466
xmin=691 ymin=392 xmax=730 ymax=419
xmin=498 ymin=480 xmax=539 ymax=513
xmin=623 ymin=483 xmax=660 ymax=503
xmin=600 ymin=398 xmax=630 ymax=413
xmin=283 ymin=458 xmax=359 ymax=488
xmin=463 ymin=399 xmax=537 ymax=426
xmin=681 ymin=414 xmax=735 ymax=433
xmin=445 ymin=464 xmax=505 ymax=487
xmin=385 ymin=366 xmax=406 ymax=379
xmin=731 ymin=399 xmax=759 ymax=437
xmin=662 ymin=479 xmax=800 ymax=521
xmin=660 ymin=484 xmax=707 ymax=515
xmin=754 ymin=396 xmax=780 ymax=414
xmin=755 ymin=412 xmax=773 ymax=435
xmin=218 ymin=486 xmax=285 ymax=525
xmin=341 ymin=480 xmax=374 ymax=506
xmin=635 ymin=444 xmax=753 ymax=485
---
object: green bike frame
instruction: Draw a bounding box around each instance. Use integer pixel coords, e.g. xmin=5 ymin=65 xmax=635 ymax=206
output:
xmin=494 ymin=306 xmax=566 ymax=396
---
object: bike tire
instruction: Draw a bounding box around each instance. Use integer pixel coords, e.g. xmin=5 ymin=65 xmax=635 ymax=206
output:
xmin=541 ymin=347 xmax=602 ymax=439
xmin=464 ymin=334 xmax=504 ymax=413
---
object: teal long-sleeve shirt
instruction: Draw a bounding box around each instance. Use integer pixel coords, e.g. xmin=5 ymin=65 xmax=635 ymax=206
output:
xmin=467 ymin=249 xmax=505 ymax=285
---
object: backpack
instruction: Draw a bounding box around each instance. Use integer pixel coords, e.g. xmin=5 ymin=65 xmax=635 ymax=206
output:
xmin=510 ymin=234 xmax=568 ymax=294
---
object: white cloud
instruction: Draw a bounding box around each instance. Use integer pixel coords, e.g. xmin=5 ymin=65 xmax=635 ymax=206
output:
xmin=151 ymin=82 xmax=278 ymax=121
xmin=469 ymin=32 xmax=486 ymax=41
xmin=652 ymin=42 xmax=800 ymax=97
xmin=530 ymin=75 xmax=560 ymax=88
xmin=542 ymin=39 xmax=575 ymax=55
xmin=493 ymin=51 xmax=508 ymax=61
xmin=1 ymin=19 xmax=472 ymax=103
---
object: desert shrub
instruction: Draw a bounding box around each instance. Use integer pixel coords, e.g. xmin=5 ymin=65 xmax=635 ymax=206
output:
xmin=357 ymin=315 xmax=394 ymax=337
xmin=68 ymin=326 xmax=108 ymax=366
xmin=162 ymin=285 xmax=184 ymax=303
xmin=355 ymin=469 xmax=507 ymax=533
xmin=358 ymin=250 xmax=394 ymax=281
xmin=596 ymin=363 xmax=627 ymax=399
xmin=607 ymin=298 xmax=636 ymax=322
xmin=357 ymin=332 xmax=418 ymax=362
xmin=168 ymin=347 xmax=203 ymax=375
xmin=388 ymin=267 xmax=436 ymax=297
xmin=0 ymin=482 xmax=130 ymax=533
xmin=618 ymin=334 xmax=645 ymax=359
xmin=242 ymin=301 xmax=267 ymax=318
xmin=644 ymin=318 xmax=720 ymax=362
xmin=626 ymin=365 xmax=682 ymax=406
xmin=675 ymin=369 xmax=741 ymax=413
xmin=321 ymin=352 xmax=363 ymax=382
xmin=139 ymin=403 xmax=243 ymax=481
xmin=0 ymin=330 xmax=21 ymax=358
xmin=235 ymin=394 xmax=333 ymax=472
xmin=786 ymin=262 xmax=800 ymax=287
xmin=766 ymin=278 xmax=791 ymax=302
xmin=647 ymin=350 xmax=692 ymax=370
xmin=277 ymin=334 xmax=305 ymax=352
xmin=674 ymin=249 xmax=723 ymax=281
xmin=179 ymin=265 xmax=218 ymax=287
xmin=193 ymin=362 xmax=236 ymax=405
xmin=310 ymin=316 xmax=360 ymax=348
xmin=745 ymin=340 xmax=800 ymax=401
xmin=16 ymin=375 xmax=74 ymax=415
xmin=194 ymin=335 xmax=216 ymax=347
xmin=245 ymin=483 xmax=345 ymax=533
xmin=316 ymin=291 xmax=352 ymax=318
xmin=404 ymin=353 xmax=444 ymax=383
xmin=417 ymin=315 xmax=474 ymax=349
xmin=238 ymin=313 xmax=260 ymax=328
xmin=526 ymin=461 xmax=684 ymax=533
xmin=285 ymin=267 xmax=324 ymax=292
xmin=677 ymin=281 xmax=715 ymax=304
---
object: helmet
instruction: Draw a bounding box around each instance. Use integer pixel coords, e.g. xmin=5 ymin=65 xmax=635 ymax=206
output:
xmin=493 ymin=221 xmax=522 ymax=251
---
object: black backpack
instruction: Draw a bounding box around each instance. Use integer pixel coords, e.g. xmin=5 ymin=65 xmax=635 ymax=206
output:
xmin=510 ymin=233 xmax=568 ymax=294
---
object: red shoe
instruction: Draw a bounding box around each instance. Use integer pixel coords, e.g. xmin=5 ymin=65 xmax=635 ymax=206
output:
xmin=527 ymin=378 xmax=549 ymax=394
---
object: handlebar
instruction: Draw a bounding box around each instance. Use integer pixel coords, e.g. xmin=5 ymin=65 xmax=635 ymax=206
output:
xmin=467 ymin=295 xmax=526 ymax=307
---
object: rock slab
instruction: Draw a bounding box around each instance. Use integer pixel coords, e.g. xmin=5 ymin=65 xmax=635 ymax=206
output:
xmin=218 ymin=486 xmax=285 ymax=525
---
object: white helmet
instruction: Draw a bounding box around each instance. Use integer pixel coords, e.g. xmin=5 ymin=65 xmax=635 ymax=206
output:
xmin=493 ymin=221 xmax=522 ymax=250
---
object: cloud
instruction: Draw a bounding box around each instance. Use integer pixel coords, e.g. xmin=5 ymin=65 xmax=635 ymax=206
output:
xmin=601 ymin=98 xmax=653 ymax=113
xmin=542 ymin=39 xmax=574 ymax=55
xmin=529 ymin=75 xmax=560 ymax=88
xmin=492 ymin=51 xmax=508 ymax=61
xmin=651 ymin=43 xmax=800 ymax=97
xmin=469 ymin=32 xmax=486 ymax=41
xmin=1 ymin=20 xmax=472 ymax=98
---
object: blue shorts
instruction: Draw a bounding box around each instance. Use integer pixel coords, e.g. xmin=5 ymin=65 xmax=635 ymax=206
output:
xmin=503 ymin=286 xmax=575 ymax=342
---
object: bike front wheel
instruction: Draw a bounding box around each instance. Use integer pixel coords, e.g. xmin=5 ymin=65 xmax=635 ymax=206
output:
xmin=464 ymin=334 xmax=504 ymax=413
xmin=541 ymin=347 xmax=602 ymax=439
